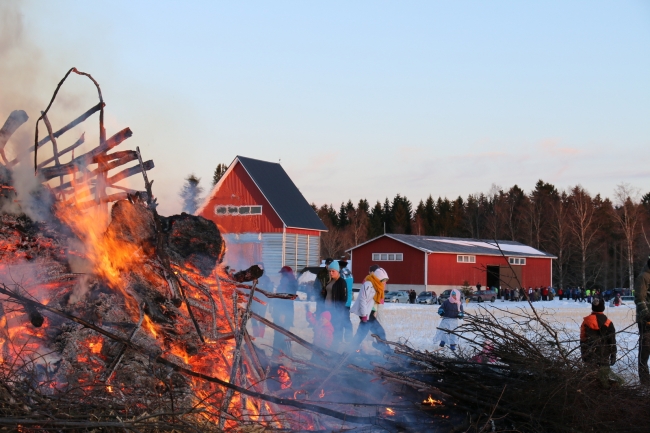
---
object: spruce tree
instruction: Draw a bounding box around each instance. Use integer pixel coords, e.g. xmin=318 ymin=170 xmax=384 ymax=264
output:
xmin=212 ymin=163 xmax=228 ymax=186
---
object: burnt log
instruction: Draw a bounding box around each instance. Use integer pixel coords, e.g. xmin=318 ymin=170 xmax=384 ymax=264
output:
xmin=163 ymin=213 xmax=224 ymax=276
xmin=231 ymin=265 xmax=264 ymax=283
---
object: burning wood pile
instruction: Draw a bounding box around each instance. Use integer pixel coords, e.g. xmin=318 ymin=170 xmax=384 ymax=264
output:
xmin=0 ymin=68 xmax=460 ymax=432
xmin=368 ymin=304 xmax=650 ymax=433
xmin=7 ymin=67 xmax=643 ymax=433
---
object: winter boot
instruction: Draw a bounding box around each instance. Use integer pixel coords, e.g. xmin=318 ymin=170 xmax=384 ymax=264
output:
xmin=450 ymin=344 xmax=457 ymax=351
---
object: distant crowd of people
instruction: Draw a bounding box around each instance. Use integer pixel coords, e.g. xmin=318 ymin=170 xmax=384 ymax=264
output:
xmin=245 ymin=254 xmax=650 ymax=388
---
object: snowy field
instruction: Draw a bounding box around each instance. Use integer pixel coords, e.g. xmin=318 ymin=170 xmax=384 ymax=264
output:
xmin=250 ymin=297 xmax=640 ymax=375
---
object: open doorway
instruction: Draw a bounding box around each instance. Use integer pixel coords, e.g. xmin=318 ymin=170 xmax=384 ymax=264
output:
xmin=486 ymin=265 xmax=500 ymax=289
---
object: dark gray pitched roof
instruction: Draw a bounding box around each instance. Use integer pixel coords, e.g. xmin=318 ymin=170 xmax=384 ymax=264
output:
xmin=237 ymin=156 xmax=327 ymax=231
xmin=348 ymin=234 xmax=556 ymax=258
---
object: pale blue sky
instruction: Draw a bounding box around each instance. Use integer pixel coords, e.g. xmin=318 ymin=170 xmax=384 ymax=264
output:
xmin=1 ymin=1 xmax=649 ymax=215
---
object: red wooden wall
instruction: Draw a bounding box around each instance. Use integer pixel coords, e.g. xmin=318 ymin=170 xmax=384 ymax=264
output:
xmin=427 ymin=253 xmax=551 ymax=287
xmin=520 ymin=257 xmax=552 ymax=288
xmin=286 ymin=227 xmax=321 ymax=236
xmin=350 ymin=235 xmax=553 ymax=288
xmin=199 ymin=163 xmax=283 ymax=234
xmin=350 ymin=237 xmax=425 ymax=284
xmin=427 ymin=253 xmax=501 ymax=286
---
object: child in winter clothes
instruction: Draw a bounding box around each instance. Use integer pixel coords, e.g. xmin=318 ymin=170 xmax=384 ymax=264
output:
xmin=306 ymin=310 xmax=334 ymax=350
xmin=434 ymin=289 xmax=464 ymax=351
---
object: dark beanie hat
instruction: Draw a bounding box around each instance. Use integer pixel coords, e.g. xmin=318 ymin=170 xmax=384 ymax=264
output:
xmin=592 ymin=297 xmax=605 ymax=313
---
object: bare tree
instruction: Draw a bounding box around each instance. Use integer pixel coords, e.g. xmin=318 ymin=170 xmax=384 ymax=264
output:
xmin=568 ymin=186 xmax=600 ymax=288
xmin=346 ymin=203 xmax=369 ymax=247
xmin=549 ymin=191 xmax=571 ymax=290
xmin=612 ymin=183 xmax=644 ymax=290
xmin=316 ymin=205 xmax=345 ymax=259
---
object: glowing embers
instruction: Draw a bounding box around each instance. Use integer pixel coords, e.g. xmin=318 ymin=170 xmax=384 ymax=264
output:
xmin=277 ymin=365 xmax=292 ymax=390
xmin=422 ymin=395 xmax=443 ymax=406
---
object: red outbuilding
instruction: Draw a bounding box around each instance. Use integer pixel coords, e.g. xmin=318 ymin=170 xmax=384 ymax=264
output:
xmin=197 ymin=156 xmax=326 ymax=276
xmin=346 ymin=234 xmax=555 ymax=293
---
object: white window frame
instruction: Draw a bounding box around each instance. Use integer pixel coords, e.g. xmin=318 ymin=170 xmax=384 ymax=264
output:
xmin=457 ymin=255 xmax=476 ymax=263
xmin=214 ymin=205 xmax=263 ymax=216
xmin=508 ymin=257 xmax=526 ymax=265
xmin=372 ymin=253 xmax=403 ymax=261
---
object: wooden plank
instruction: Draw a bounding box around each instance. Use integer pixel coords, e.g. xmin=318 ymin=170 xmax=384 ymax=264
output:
xmin=39 ymin=128 xmax=132 ymax=180
xmin=106 ymin=160 xmax=154 ymax=185
xmin=37 ymin=133 xmax=85 ymax=169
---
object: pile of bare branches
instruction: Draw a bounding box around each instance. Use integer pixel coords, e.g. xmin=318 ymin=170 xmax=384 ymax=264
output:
xmin=368 ymin=302 xmax=650 ymax=433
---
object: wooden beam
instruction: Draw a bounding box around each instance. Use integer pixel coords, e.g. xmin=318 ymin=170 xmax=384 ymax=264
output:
xmin=0 ymin=110 xmax=29 ymax=165
xmin=36 ymin=133 xmax=85 ymax=169
xmin=106 ymin=160 xmax=154 ymax=185
xmin=39 ymin=128 xmax=132 ymax=180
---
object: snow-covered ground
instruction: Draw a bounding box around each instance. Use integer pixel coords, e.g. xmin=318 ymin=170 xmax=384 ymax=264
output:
xmin=250 ymin=297 xmax=641 ymax=381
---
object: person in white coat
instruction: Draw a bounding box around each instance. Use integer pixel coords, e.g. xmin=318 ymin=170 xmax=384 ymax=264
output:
xmin=350 ymin=267 xmax=388 ymax=350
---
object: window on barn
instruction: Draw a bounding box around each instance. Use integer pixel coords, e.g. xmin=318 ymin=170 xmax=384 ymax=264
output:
xmin=457 ymin=255 xmax=476 ymax=263
xmin=214 ymin=205 xmax=262 ymax=216
xmin=508 ymin=257 xmax=526 ymax=265
xmin=372 ymin=253 xmax=403 ymax=261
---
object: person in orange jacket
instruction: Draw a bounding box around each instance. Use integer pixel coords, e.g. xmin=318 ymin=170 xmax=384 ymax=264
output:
xmin=580 ymin=296 xmax=620 ymax=387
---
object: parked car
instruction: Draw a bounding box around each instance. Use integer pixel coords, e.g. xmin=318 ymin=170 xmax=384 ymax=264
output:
xmin=416 ymin=291 xmax=438 ymax=305
xmin=437 ymin=289 xmax=465 ymax=304
xmin=471 ymin=290 xmax=497 ymax=303
xmin=620 ymin=295 xmax=634 ymax=303
xmin=385 ymin=290 xmax=409 ymax=303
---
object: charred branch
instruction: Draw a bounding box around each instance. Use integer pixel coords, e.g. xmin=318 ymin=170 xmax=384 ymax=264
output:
xmin=34 ymin=68 xmax=105 ymax=172
xmin=0 ymin=285 xmax=397 ymax=428
xmin=249 ymin=311 xmax=334 ymax=360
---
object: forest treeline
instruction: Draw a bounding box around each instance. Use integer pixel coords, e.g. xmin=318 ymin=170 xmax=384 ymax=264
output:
xmin=313 ymin=180 xmax=650 ymax=291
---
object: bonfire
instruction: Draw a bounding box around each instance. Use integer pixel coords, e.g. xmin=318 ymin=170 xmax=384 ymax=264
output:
xmin=0 ymin=68 xmax=453 ymax=432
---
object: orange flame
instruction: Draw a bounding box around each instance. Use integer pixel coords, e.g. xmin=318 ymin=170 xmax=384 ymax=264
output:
xmin=422 ymin=395 xmax=443 ymax=406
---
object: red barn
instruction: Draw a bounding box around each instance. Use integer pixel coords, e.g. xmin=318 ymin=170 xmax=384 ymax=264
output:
xmin=197 ymin=156 xmax=326 ymax=276
xmin=347 ymin=234 xmax=555 ymax=293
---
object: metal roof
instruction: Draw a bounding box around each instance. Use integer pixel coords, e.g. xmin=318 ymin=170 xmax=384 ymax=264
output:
xmin=235 ymin=156 xmax=327 ymax=231
xmin=347 ymin=234 xmax=556 ymax=259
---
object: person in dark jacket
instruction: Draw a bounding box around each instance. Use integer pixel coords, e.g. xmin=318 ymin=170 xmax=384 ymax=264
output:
xmin=433 ymin=289 xmax=465 ymax=351
xmin=635 ymin=257 xmax=650 ymax=385
xmin=322 ymin=260 xmax=350 ymax=349
xmin=580 ymin=296 xmax=619 ymax=387
xmin=408 ymin=290 xmax=417 ymax=304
